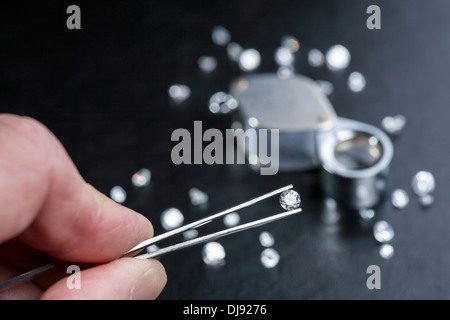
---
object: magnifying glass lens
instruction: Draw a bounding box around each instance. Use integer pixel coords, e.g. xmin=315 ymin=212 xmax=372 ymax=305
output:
xmin=334 ymin=133 xmax=382 ymax=170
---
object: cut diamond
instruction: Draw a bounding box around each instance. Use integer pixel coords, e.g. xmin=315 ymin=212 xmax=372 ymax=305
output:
xmin=131 ymin=168 xmax=151 ymax=187
xmin=188 ymin=187 xmax=209 ymax=207
xmin=198 ymin=55 xmax=217 ymax=73
xmin=110 ymin=186 xmax=126 ymax=204
xmin=373 ymin=220 xmax=394 ymax=243
xmin=381 ymin=115 xmax=406 ymax=135
xmin=412 ymin=171 xmax=435 ymax=196
xmin=168 ymin=84 xmax=191 ymax=104
xmin=238 ymin=48 xmax=261 ymax=72
xmin=160 ymin=208 xmax=184 ymax=231
xmin=347 ymin=71 xmax=366 ymax=92
xmin=379 ymin=244 xmax=394 ymax=260
xmin=211 ymin=25 xmax=230 ymax=46
xmin=391 ymin=189 xmax=409 ymax=209
xmin=259 ymin=231 xmax=275 ymax=247
xmin=308 ymin=48 xmax=325 ymax=67
xmin=223 ymin=212 xmax=240 ymax=227
xmin=326 ymin=44 xmax=351 ymax=71
xmin=279 ymin=190 xmax=301 ymax=210
xmin=202 ymin=242 xmax=226 ymax=266
xmin=260 ymin=248 xmax=280 ymax=268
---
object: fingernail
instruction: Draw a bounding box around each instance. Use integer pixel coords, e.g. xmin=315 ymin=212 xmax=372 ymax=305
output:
xmin=130 ymin=261 xmax=167 ymax=300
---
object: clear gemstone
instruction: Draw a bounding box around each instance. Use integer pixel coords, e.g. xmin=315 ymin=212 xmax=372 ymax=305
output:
xmin=373 ymin=220 xmax=394 ymax=243
xmin=359 ymin=208 xmax=375 ymax=221
xmin=326 ymin=44 xmax=351 ymax=71
xmin=110 ymin=186 xmax=126 ymax=203
xmin=146 ymin=244 xmax=160 ymax=254
xmin=168 ymin=84 xmax=191 ymax=104
xmin=227 ymin=42 xmax=243 ymax=62
xmin=379 ymin=244 xmax=394 ymax=260
xmin=238 ymin=48 xmax=261 ymax=72
xmin=209 ymin=92 xmax=238 ymax=114
xmin=381 ymin=115 xmax=406 ymax=135
xmin=259 ymin=231 xmax=275 ymax=247
xmin=198 ymin=55 xmax=217 ymax=73
xmin=160 ymin=208 xmax=184 ymax=230
xmin=315 ymin=80 xmax=334 ymax=96
xmin=308 ymin=48 xmax=325 ymax=67
xmin=202 ymin=241 xmax=226 ymax=266
xmin=419 ymin=194 xmax=434 ymax=207
xmin=274 ymin=47 xmax=295 ymax=66
xmin=223 ymin=212 xmax=240 ymax=227
xmin=347 ymin=71 xmax=366 ymax=92
xmin=279 ymin=190 xmax=301 ymax=210
xmin=188 ymin=187 xmax=209 ymax=206
xmin=277 ymin=65 xmax=295 ymax=79
xmin=183 ymin=229 xmax=199 ymax=240
xmin=391 ymin=189 xmax=409 ymax=209
xmin=211 ymin=25 xmax=231 ymax=46
xmin=412 ymin=171 xmax=435 ymax=196
xmin=260 ymin=248 xmax=280 ymax=268
xmin=131 ymin=168 xmax=151 ymax=187
xmin=280 ymin=35 xmax=300 ymax=53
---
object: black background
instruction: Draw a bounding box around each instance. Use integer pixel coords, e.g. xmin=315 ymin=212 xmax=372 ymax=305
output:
xmin=1 ymin=0 xmax=450 ymax=299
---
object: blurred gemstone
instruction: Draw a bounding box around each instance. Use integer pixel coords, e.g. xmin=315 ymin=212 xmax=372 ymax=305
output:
xmin=131 ymin=168 xmax=151 ymax=187
xmin=381 ymin=115 xmax=406 ymax=135
xmin=211 ymin=25 xmax=231 ymax=46
xmin=373 ymin=220 xmax=394 ymax=243
xmin=379 ymin=244 xmax=394 ymax=260
xmin=419 ymin=194 xmax=434 ymax=207
xmin=307 ymin=48 xmax=325 ymax=67
xmin=277 ymin=66 xmax=295 ymax=79
xmin=281 ymin=35 xmax=300 ymax=53
xmin=227 ymin=42 xmax=243 ymax=61
xmin=209 ymin=92 xmax=238 ymax=114
xmin=110 ymin=186 xmax=126 ymax=203
xmin=279 ymin=190 xmax=301 ymax=210
xmin=326 ymin=44 xmax=351 ymax=71
xmin=160 ymin=208 xmax=184 ymax=231
xmin=359 ymin=208 xmax=375 ymax=221
xmin=274 ymin=47 xmax=295 ymax=66
xmin=168 ymin=84 xmax=191 ymax=104
xmin=238 ymin=48 xmax=261 ymax=72
xmin=198 ymin=55 xmax=217 ymax=73
xmin=223 ymin=212 xmax=240 ymax=227
xmin=146 ymin=244 xmax=160 ymax=254
xmin=315 ymin=80 xmax=334 ymax=96
xmin=391 ymin=189 xmax=409 ymax=209
xmin=202 ymin=242 xmax=226 ymax=266
xmin=183 ymin=229 xmax=199 ymax=240
xmin=259 ymin=231 xmax=275 ymax=247
xmin=412 ymin=171 xmax=435 ymax=196
xmin=347 ymin=71 xmax=366 ymax=92
xmin=260 ymin=248 xmax=280 ymax=268
xmin=189 ymin=187 xmax=209 ymax=206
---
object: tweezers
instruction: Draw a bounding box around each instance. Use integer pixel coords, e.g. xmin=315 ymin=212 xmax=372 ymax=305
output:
xmin=0 ymin=184 xmax=301 ymax=292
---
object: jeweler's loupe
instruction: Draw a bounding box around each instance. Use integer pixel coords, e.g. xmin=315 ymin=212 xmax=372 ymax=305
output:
xmin=230 ymin=73 xmax=394 ymax=210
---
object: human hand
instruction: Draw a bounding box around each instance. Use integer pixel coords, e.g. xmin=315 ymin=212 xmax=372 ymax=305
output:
xmin=0 ymin=114 xmax=166 ymax=299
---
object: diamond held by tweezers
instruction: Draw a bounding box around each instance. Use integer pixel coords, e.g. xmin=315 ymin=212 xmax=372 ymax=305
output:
xmin=279 ymin=190 xmax=301 ymax=211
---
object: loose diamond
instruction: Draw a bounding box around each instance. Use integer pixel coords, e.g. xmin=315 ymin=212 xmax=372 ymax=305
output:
xmin=419 ymin=194 xmax=434 ymax=207
xmin=379 ymin=244 xmax=394 ymax=260
xmin=110 ymin=186 xmax=126 ymax=203
xmin=160 ymin=208 xmax=184 ymax=231
xmin=226 ymin=42 xmax=243 ymax=62
xmin=202 ymin=241 xmax=226 ymax=266
xmin=238 ymin=48 xmax=261 ymax=72
xmin=188 ymin=187 xmax=209 ymax=207
xmin=198 ymin=55 xmax=217 ymax=73
xmin=326 ymin=44 xmax=351 ymax=71
xmin=183 ymin=229 xmax=199 ymax=240
xmin=274 ymin=47 xmax=295 ymax=66
xmin=279 ymin=190 xmax=301 ymax=210
xmin=391 ymin=189 xmax=409 ymax=209
xmin=347 ymin=71 xmax=366 ymax=92
xmin=280 ymin=35 xmax=300 ymax=53
xmin=131 ymin=168 xmax=151 ymax=187
xmin=381 ymin=115 xmax=406 ymax=135
xmin=260 ymin=248 xmax=280 ymax=268
xmin=277 ymin=66 xmax=295 ymax=79
xmin=223 ymin=212 xmax=240 ymax=227
xmin=315 ymin=80 xmax=334 ymax=96
xmin=412 ymin=171 xmax=435 ymax=196
xmin=308 ymin=48 xmax=325 ymax=67
xmin=168 ymin=84 xmax=191 ymax=104
xmin=359 ymin=208 xmax=375 ymax=221
xmin=146 ymin=244 xmax=160 ymax=254
xmin=208 ymin=91 xmax=239 ymax=114
xmin=373 ymin=220 xmax=394 ymax=243
xmin=259 ymin=231 xmax=275 ymax=247
xmin=211 ymin=25 xmax=231 ymax=46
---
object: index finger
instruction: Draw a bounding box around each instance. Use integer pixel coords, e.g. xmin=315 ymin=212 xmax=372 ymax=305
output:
xmin=0 ymin=114 xmax=153 ymax=263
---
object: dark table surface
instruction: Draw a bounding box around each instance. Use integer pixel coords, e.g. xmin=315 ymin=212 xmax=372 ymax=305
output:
xmin=1 ymin=0 xmax=450 ymax=299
